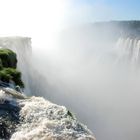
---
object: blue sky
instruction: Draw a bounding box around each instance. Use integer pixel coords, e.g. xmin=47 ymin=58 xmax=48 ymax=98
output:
xmin=67 ymin=0 xmax=140 ymax=22
xmin=0 ymin=0 xmax=139 ymax=40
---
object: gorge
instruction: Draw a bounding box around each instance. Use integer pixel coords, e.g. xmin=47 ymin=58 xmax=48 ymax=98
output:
xmin=0 ymin=38 xmax=95 ymax=140
xmin=0 ymin=21 xmax=140 ymax=140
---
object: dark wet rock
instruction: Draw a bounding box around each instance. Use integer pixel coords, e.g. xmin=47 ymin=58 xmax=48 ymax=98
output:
xmin=0 ymin=100 xmax=20 ymax=139
xmin=0 ymin=121 xmax=10 ymax=139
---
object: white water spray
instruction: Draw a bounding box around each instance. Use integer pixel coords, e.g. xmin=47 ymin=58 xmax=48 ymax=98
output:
xmin=0 ymin=34 xmax=140 ymax=140
xmin=114 ymin=37 xmax=140 ymax=65
xmin=0 ymin=37 xmax=96 ymax=140
xmin=10 ymin=96 xmax=95 ymax=140
xmin=0 ymin=37 xmax=48 ymax=96
xmin=33 ymin=33 xmax=140 ymax=140
xmin=0 ymin=37 xmax=32 ymax=93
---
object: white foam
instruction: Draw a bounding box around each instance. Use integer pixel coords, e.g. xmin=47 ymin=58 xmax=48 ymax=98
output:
xmin=11 ymin=96 xmax=95 ymax=140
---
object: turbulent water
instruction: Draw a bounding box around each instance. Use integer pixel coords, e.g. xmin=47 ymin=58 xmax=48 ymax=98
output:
xmin=39 ymin=34 xmax=140 ymax=140
xmin=1 ymin=36 xmax=140 ymax=140
xmin=0 ymin=89 xmax=95 ymax=140
xmin=11 ymin=97 xmax=94 ymax=140
xmin=0 ymin=37 xmax=95 ymax=140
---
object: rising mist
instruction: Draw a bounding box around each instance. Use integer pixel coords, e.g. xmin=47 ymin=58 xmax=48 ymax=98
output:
xmin=30 ymin=21 xmax=140 ymax=140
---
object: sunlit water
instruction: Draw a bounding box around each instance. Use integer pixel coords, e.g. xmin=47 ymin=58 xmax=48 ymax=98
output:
xmin=0 ymin=89 xmax=95 ymax=140
xmin=0 ymin=37 xmax=95 ymax=140
xmin=1 ymin=36 xmax=140 ymax=140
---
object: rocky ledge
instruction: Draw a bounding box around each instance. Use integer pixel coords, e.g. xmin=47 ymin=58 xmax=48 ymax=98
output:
xmin=0 ymin=87 xmax=95 ymax=140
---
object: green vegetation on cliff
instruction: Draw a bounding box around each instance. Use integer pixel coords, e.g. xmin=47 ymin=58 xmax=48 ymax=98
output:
xmin=0 ymin=48 xmax=24 ymax=88
xmin=0 ymin=49 xmax=17 ymax=68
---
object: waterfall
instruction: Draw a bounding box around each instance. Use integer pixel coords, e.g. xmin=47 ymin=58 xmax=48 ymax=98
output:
xmin=114 ymin=37 xmax=140 ymax=66
xmin=91 ymin=37 xmax=140 ymax=140
xmin=0 ymin=37 xmax=33 ymax=94
xmin=0 ymin=37 xmax=96 ymax=140
xmin=1 ymin=36 xmax=140 ymax=140
xmin=10 ymin=96 xmax=95 ymax=140
xmin=43 ymin=35 xmax=140 ymax=140
xmin=0 ymin=37 xmax=49 ymax=96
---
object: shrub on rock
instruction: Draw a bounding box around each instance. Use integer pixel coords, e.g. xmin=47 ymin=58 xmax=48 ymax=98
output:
xmin=0 ymin=48 xmax=24 ymax=88
xmin=0 ymin=48 xmax=17 ymax=68
xmin=0 ymin=68 xmax=24 ymax=88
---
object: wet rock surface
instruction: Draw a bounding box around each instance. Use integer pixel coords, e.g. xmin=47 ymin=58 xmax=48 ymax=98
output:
xmin=0 ymin=100 xmax=20 ymax=139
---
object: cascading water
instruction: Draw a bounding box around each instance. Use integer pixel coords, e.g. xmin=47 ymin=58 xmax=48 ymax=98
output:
xmin=0 ymin=37 xmax=32 ymax=94
xmin=113 ymin=37 xmax=140 ymax=65
xmin=91 ymin=37 xmax=140 ymax=140
xmin=1 ymin=35 xmax=140 ymax=140
xmin=0 ymin=37 xmax=48 ymax=96
xmin=0 ymin=89 xmax=95 ymax=140
xmin=0 ymin=37 xmax=96 ymax=140
xmin=36 ymin=33 xmax=140 ymax=140
xmin=10 ymin=96 xmax=95 ymax=140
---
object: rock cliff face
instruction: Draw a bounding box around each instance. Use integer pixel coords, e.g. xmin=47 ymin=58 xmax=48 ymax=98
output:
xmin=0 ymin=88 xmax=22 ymax=139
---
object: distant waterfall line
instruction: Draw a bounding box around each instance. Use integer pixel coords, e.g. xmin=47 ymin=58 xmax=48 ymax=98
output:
xmin=114 ymin=37 xmax=140 ymax=65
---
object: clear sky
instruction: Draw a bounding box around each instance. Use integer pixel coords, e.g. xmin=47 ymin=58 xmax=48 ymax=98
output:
xmin=0 ymin=0 xmax=139 ymax=46
xmin=67 ymin=0 xmax=140 ymax=23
